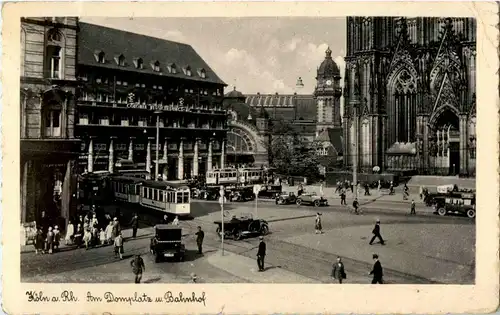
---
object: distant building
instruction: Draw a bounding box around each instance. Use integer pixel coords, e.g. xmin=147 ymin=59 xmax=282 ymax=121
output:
xmin=343 ymin=17 xmax=476 ymax=176
xmin=223 ymin=48 xmax=344 ymax=169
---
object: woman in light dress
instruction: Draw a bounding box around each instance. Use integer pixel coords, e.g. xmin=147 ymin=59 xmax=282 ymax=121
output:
xmin=315 ymin=213 xmax=323 ymax=234
xmin=105 ymin=221 xmax=113 ymax=245
xmin=65 ymin=220 xmax=74 ymax=245
xmin=83 ymin=222 xmax=92 ymax=250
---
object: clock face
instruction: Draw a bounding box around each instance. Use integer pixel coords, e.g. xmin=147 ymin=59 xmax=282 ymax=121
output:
xmin=326 ymin=79 xmax=332 ymax=86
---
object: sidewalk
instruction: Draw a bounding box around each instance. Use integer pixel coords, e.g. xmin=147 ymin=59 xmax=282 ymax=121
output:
xmin=206 ymin=250 xmax=318 ymax=283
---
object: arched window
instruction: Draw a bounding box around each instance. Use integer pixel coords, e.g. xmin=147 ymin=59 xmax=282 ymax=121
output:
xmin=390 ymin=69 xmax=417 ymax=143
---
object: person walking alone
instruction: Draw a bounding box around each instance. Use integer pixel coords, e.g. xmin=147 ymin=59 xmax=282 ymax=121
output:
xmin=129 ymin=213 xmax=139 ymax=238
xmin=195 ymin=226 xmax=204 ymax=254
xmin=314 ymin=213 xmax=323 ymax=234
xmin=131 ymin=254 xmax=146 ymax=283
xmin=410 ymin=199 xmax=416 ymax=215
xmin=332 ymin=257 xmax=346 ymax=284
xmin=369 ymin=219 xmax=385 ymax=245
xmin=257 ymin=236 xmax=266 ymax=272
xmin=114 ymin=232 xmax=124 ymax=259
xmin=340 ymin=189 xmax=346 ymax=205
xmin=369 ymin=254 xmax=384 ymax=284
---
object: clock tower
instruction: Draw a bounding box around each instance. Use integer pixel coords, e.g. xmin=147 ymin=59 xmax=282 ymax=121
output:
xmin=314 ymin=47 xmax=342 ymax=135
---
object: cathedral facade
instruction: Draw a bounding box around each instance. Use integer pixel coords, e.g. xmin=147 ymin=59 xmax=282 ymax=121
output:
xmin=343 ymin=17 xmax=476 ymax=176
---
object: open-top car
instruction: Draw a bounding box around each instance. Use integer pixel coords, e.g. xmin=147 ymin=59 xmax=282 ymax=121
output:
xmin=276 ymin=192 xmax=297 ymax=205
xmin=150 ymin=225 xmax=186 ymax=262
xmin=229 ymin=186 xmax=255 ymax=202
xmin=214 ymin=213 xmax=269 ymax=240
xmin=296 ymin=192 xmax=328 ymax=207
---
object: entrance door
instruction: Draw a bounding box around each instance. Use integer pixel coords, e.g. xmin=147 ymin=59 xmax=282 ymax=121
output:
xmin=448 ymin=142 xmax=460 ymax=175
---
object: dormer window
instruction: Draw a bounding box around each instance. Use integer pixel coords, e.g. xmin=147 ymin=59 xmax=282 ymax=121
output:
xmin=116 ymin=54 xmax=125 ymax=66
xmin=184 ymin=66 xmax=192 ymax=76
xmin=152 ymin=61 xmax=161 ymax=72
xmin=198 ymin=68 xmax=206 ymax=79
xmin=134 ymin=58 xmax=144 ymax=69
xmin=95 ymin=51 xmax=105 ymax=64
xmin=168 ymin=63 xmax=177 ymax=74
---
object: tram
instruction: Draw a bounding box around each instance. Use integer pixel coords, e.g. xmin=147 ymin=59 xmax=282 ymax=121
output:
xmin=206 ymin=167 xmax=266 ymax=186
xmin=109 ymin=176 xmax=191 ymax=217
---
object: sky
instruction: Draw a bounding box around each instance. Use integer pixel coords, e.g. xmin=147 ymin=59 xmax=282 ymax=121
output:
xmin=81 ymin=17 xmax=346 ymax=96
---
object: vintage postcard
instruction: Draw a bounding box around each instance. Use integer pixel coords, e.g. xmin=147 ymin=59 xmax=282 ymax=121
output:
xmin=2 ymin=1 xmax=499 ymax=314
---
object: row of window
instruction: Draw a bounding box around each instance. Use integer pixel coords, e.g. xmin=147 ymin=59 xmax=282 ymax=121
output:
xmin=78 ymin=77 xmax=223 ymax=96
xmin=77 ymin=115 xmax=224 ymax=129
xmin=88 ymin=142 xmax=220 ymax=151
xmin=93 ymin=51 xmax=206 ymax=79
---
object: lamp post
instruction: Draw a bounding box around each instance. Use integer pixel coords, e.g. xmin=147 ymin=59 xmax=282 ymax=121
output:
xmin=154 ymin=110 xmax=162 ymax=181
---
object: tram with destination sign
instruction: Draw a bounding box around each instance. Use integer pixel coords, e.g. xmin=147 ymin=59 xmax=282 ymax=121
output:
xmin=206 ymin=167 xmax=267 ymax=186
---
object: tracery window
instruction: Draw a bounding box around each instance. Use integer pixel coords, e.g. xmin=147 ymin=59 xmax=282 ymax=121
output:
xmin=392 ymin=69 xmax=417 ymax=143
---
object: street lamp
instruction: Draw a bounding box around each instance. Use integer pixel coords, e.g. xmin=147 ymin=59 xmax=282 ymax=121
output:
xmin=154 ymin=110 xmax=162 ymax=181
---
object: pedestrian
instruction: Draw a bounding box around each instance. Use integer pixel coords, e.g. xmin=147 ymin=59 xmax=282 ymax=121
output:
xmin=35 ymin=227 xmax=45 ymax=254
xmin=46 ymin=226 xmax=54 ymax=254
xmin=352 ymin=198 xmax=359 ymax=215
xmin=189 ymin=273 xmax=198 ymax=283
xmin=112 ymin=217 xmax=121 ymax=239
xmin=160 ymin=214 xmax=169 ymax=225
xmin=130 ymin=254 xmax=145 ymax=283
xmin=410 ymin=199 xmax=416 ymax=215
xmin=257 ymin=236 xmax=266 ymax=272
xmin=53 ymin=225 xmax=60 ymax=252
xmin=129 ymin=213 xmax=139 ymax=238
xmin=419 ymin=185 xmax=424 ymax=200
xmin=369 ymin=254 xmax=384 ymax=284
xmin=331 ymin=257 xmax=346 ymax=284
xmin=340 ymin=188 xmax=346 ymax=205
xmin=389 ymin=181 xmax=394 ymax=195
xmin=99 ymin=228 xmax=106 ymax=245
xmin=377 ymin=180 xmax=381 ymax=192
xmin=364 ymin=183 xmax=370 ymax=196
xmin=297 ymin=183 xmax=304 ymax=196
xmin=369 ymin=219 xmax=385 ymax=245
xmin=83 ymin=223 xmax=92 ymax=250
xmin=74 ymin=223 xmax=83 ymax=248
xmin=172 ymin=216 xmax=179 ymax=226
xmin=105 ymin=221 xmax=113 ymax=245
xmin=114 ymin=232 xmax=124 ymax=259
xmin=314 ymin=213 xmax=323 ymax=234
xmin=195 ymin=226 xmax=205 ymax=254
xmin=65 ymin=220 xmax=74 ymax=245
xmin=403 ymin=183 xmax=409 ymax=200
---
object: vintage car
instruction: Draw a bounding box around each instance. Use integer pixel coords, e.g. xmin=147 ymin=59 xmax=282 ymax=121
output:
xmin=257 ymin=184 xmax=282 ymax=199
xmin=296 ymin=192 xmax=328 ymax=207
xmin=150 ymin=225 xmax=186 ymax=262
xmin=229 ymin=186 xmax=255 ymax=202
xmin=433 ymin=192 xmax=476 ymax=218
xmin=275 ymin=192 xmax=297 ymax=205
xmin=214 ymin=214 xmax=269 ymax=240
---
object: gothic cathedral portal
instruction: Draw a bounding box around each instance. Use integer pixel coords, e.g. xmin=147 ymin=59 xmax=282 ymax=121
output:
xmin=343 ymin=17 xmax=476 ymax=176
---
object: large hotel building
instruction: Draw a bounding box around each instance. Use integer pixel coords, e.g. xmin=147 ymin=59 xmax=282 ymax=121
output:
xmin=20 ymin=18 xmax=228 ymax=224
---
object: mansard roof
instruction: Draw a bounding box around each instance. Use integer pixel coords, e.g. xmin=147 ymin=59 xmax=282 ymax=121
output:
xmin=77 ymin=22 xmax=226 ymax=85
xmin=244 ymin=93 xmax=317 ymax=121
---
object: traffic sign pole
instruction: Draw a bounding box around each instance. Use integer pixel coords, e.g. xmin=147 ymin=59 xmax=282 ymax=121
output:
xmin=219 ymin=186 xmax=225 ymax=256
xmin=253 ymin=184 xmax=261 ymax=218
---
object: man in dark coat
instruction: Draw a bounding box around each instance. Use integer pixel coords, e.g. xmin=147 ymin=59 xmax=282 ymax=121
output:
xmin=257 ymin=236 xmax=266 ymax=272
xmin=332 ymin=257 xmax=346 ymax=284
xmin=130 ymin=254 xmax=146 ymax=283
xmin=129 ymin=213 xmax=139 ymax=238
xmin=352 ymin=198 xmax=359 ymax=214
xmin=369 ymin=219 xmax=385 ymax=245
xmin=410 ymin=200 xmax=416 ymax=215
xmin=195 ymin=226 xmax=205 ymax=254
xmin=340 ymin=189 xmax=346 ymax=205
xmin=369 ymin=254 xmax=384 ymax=284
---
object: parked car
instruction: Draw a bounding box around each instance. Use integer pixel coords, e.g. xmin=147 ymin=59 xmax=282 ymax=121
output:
xmin=433 ymin=192 xmax=476 ymax=218
xmin=150 ymin=225 xmax=186 ymax=262
xmin=214 ymin=214 xmax=269 ymax=240
xmin=258 ymin=184 xmax=282 ymax=199
xmin=296 ymin=192 xmax=328 ymax=207
xmin=276 ymin=192 xmax=297 ymax=205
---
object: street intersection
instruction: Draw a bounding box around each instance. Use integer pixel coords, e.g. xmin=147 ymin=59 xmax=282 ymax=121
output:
xmin=21 ymin=196 xmax=475 ymax=284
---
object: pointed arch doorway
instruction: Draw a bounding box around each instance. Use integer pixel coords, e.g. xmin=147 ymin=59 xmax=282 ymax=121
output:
xmin=429 ymin=107 xmax=460 ymax=175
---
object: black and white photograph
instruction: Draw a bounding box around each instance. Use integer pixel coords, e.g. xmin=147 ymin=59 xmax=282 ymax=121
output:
xmin=3 ymin=2 xmax=499 ymax=314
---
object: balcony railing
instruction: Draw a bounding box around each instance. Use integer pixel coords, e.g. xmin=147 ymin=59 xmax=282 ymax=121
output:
xmin=77 ymin=99 xmax=227 ymax=115
xmin=75 ymin=122 xmax=228 ymax=131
